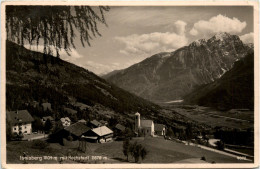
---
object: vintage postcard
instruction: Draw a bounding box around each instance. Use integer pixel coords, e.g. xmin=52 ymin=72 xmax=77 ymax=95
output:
xmin=1 ymin=1 xmax=259 ymax=169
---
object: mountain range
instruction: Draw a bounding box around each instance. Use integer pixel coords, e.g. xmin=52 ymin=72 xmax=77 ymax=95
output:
xmin=104 ymin=32 xmax=253 ymax=103
xmin=184 ymin=51 xmax=254 ymax=110
xmin=6 ymin=41 xmax=160 ymax=116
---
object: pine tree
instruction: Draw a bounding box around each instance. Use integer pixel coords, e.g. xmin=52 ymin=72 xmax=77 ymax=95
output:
xmin=6 ymin=6 xmax=110 ymax=57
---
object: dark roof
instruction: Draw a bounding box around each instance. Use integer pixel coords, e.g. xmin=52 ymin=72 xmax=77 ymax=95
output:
xmin=115 ymin=124 xmax=126 ymax=132
xmin=64 ymin=122 xmax=90 ymax=137
xmin=64 ymin=107 xmax=77 ymax=115
xmin=90 ymin=120 xmax=102 ymax=127
xmin=100 ymin=120 xmax=108 ymax=124
xmin=7 ymin=110 xmax=34 ymax=125
xmin=41 ymin=103 xmax=52 ymax=111
xmin=73 ymin=102 xmax=89 ymax=110
xmin=154 ymin=124 xmax=165 ymax=131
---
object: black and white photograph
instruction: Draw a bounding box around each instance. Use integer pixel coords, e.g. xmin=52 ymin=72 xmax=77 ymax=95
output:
xmin=1 ymin=1 xmax=259 ymax=168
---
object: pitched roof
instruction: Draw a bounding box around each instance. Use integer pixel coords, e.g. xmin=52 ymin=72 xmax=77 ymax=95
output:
xmin=42 ymin=116 xmax=54 ymax=121
xmin=115 ymin=124 xmax=126 ymax=132
xmin=141 ymin=120 xmax=153 ymax=128
xmin=100 ymin=120 xmax=108 ymax=124
xmin=7 ymin=110 xmax=34 ymax=124
xmin=92 ymin=126 xmax=113 ymax=136
xmin=154 ymin=124 xmax=165 ymax=131
xmin=64 ymin=122 xmax=90 ymax=137
xmin=64 ymin=107 xmax=77 ymax=115
xmin=78 ymin=119 xmax=87 ymax=123
xmin=90 ymin=120 xmax=102 ymax=127
xmin=41 ymin=102 xmax=52 ymax=111
xmin=73 ymin=102 xmax=89 ymax=110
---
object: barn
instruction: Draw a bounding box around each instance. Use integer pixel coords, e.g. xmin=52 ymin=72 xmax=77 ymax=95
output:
xmin=82 ymin=126 xmax=113 ymax=143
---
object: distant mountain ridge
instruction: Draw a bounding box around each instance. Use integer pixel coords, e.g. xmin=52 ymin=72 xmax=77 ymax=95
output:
xmin=104 ymin=32 xmax=253 ymax=102
xmin=6 ymin=41 xmax=160 ymax=116
xmin=184 ymin=51 xmax=254 ymax=110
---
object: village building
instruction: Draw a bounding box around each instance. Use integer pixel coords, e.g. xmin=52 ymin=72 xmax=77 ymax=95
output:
xmin=154 ymin=124 xmax=166 ymax=136
xmin=82 ymin=126 xmax=113 ymax=143
xmin=41 ymin=102 xmax=52 ymax=111
xmin=7 ymin=110 xmax=34 ymax=135
xmin=63 ymin=122 xmax=90 ymax=140
xmin=114 ymin=124 xmax=126 ymax=133
xmin=100 ymin=120 xmax=108 ymax=126
xmin=73 ymin=102 xmax=89 ymax=111
xmin=30 ymin=101 xmax=39 ymax=108
xmin=135 ymin=112 xmax=154 ymax=136
xmin=60 ymin=117 xmax=71 ymax=127
xmin=63 ymin=107 xmax=77 ymax=115
xmin=78 ymin=119 xmax=87 ymax=125
xmin=89 ymin=120 xmax=102 ymax=128
xmin=41 ymin=116 xmax=54 ymax=124
xmin=114 ymin=124 xmax=126 ymax=139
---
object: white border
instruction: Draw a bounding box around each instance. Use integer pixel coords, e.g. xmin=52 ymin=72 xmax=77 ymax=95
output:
xmin=1 ymin=1 xmax=259 ymax=168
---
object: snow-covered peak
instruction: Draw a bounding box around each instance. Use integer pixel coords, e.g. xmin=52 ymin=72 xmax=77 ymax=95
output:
xmin=213 ymin=32 xmax=230 ymax=41
xmin=190 ymin=39 xmax=206 ymax=47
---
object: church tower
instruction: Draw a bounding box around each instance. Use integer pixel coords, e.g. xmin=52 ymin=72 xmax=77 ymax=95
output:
xmin=135 ymin=112 xmax=141 ymax=133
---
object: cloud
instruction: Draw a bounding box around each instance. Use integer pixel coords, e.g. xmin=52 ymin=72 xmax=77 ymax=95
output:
xmin=115 ymin=31 xmax=188 ymax=56
xmin=240 ymin=32 xmax=254 ymax=44
xmin=190 ymin=14 xmax=247 ymax=36
xmin=23 ymin=44 xmax=83 ymax=62
xmin=174 ymin=20 xmax=187 ymax=35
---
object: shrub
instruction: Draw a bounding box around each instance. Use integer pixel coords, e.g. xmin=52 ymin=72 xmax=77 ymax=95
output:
xmin=216 ymin=140 xmax=225 ymax=150
xmin=31 ymin=140 xmax=49 ymax=149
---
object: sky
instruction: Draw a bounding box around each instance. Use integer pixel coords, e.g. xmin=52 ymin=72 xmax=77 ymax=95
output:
xmin=26 ymin=6 xmax=254 ymax=75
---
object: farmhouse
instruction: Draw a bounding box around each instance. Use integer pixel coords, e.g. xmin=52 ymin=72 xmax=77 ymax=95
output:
xmin=89 ymin=120 xmax=102 ymax=128
xmin=73 ymin=102 xmax=89 ymax=111
xmin=135 ymin=112 xmax=154 ymax=136
xmin=42 ymin=116 xmax=54 ymax=124
xmin=78 ymin=119 xmax=87 ymax=124
xmin=60 ymin=117 xmax=71 ymax=127
xmin=63 ymin=122 xmax=90 ymax=140
xmin=82 ymin=126 xmax=113 ymax=143
xmin=41 ymin=102 xmax=52 ymax=111
xmin=7 ymin=110 xmax=34 ymax=135
xmin=154 ymin=124 xmax=166 ymax=136
xmin=63 ymin=107 xmax=77 ymax=115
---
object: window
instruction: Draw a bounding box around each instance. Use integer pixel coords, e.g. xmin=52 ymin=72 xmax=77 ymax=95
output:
xmin=14 ymin=128 xmax=16 ymax=130
xmin=25 ymin=126 xmax=27 ymax=129
xmin=24 ymin=131 xmax=27 ymax=133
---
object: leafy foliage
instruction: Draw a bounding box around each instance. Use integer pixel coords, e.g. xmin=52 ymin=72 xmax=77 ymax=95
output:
xmin=6 ymin=6 xmax=110 ymax=57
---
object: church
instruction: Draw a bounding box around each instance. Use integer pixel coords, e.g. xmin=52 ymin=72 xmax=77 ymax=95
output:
xmin=134 ymin=112 xmax=155 ymax=136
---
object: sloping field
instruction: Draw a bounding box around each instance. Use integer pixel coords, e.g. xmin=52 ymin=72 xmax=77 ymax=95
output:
xmin=7 ymin=137 xmax=250 ymax=164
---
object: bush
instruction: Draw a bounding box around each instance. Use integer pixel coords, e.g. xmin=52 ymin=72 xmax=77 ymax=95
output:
xmin=216 ymin=140 xmax=225 ymax=150
xmin=31 ymin=140 xmax=49 ymax=149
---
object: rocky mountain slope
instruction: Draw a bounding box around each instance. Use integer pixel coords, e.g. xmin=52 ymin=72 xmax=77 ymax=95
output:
xmin=184 ymin=51 xmax=254 ymax=110
xmin=6 ymin=41 xmax=160 ymax=116
xmin=104 ymin=33 xmax=253 ymax=102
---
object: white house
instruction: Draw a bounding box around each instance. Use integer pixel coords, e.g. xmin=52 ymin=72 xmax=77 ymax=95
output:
xmin=60 ymin=117 xmax=71 ymax=127
xmin=135 ymin=112 xmax=154 ymax=136
xmin=7 ymin=110 xmax=34 ymax=135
